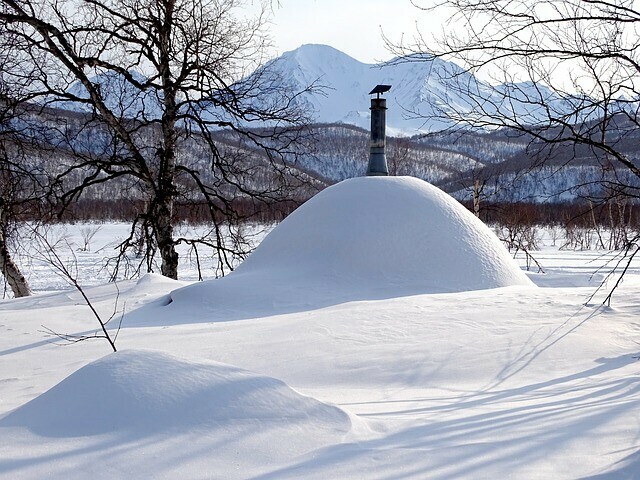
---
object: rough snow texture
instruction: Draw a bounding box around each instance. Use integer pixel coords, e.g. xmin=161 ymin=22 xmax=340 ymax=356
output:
xmin=160 ymin=177 xmax=532 ymax=323
xmin=2 ymin=350 xmax=351 ymax=437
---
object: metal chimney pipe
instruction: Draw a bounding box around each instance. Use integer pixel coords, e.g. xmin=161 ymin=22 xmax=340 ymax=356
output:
xmin=367 ymin=85 xmax=391 ymax=176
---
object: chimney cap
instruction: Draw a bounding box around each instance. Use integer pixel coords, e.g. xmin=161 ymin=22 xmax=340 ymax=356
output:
xmin=369 ymin=84 xmax=392 ymax=96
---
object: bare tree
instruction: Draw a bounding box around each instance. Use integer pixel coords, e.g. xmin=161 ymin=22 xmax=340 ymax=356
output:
xmin=0 ymin=23 xmax=50 ymax=297
xmin=392 ymin=0 xmax=640 ymax=200
xmin=1 ymin=0 xmax=315 ymax=280
xmin=390 ymin=0 xmax=640 ymax=299
xmin=78 ymin=224 xmax=101 ymax=252
xmin=388 ymin=137 xmax=412 ymax=176
xmin=31 ymin=228 xmax=120 ymax=352
xmin=0 ymin=100 xmax=30 ymax=296
xmin=0 ymin=177 xmax=32 ymax=297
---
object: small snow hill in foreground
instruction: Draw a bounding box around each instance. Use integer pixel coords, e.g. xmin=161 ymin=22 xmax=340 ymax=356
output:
xmin=1 ymin=350 xmax=352 ymax=438
xmin=156 ymin=177 xmax=533 ymax=323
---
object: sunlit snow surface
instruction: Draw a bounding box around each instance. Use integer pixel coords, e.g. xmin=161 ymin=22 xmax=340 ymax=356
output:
xmin=1 ymin=179 xmax=640 ymax=479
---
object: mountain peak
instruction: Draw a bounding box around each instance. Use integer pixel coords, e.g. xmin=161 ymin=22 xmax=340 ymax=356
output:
xmin=282 ymin=43 xmax=367 ymax=67
xmin=269 ymin=44 xmax=470 ymax=132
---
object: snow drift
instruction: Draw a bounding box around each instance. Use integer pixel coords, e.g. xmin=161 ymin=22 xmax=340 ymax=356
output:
xmin=1 ymin=350 xmax=352 ymax=437
xmin=150 ymin=177 xmax=532 ymax=323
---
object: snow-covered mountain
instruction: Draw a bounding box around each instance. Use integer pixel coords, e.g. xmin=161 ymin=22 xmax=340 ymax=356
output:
xmin=265 ymin=44 xmax=566 ymax=134
xmin=265 ymin=44 xmax=465 ymax=134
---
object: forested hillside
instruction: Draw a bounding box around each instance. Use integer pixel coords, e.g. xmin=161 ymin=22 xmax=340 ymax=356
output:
xmin=10 ymin=106 xmax=640 ymax=222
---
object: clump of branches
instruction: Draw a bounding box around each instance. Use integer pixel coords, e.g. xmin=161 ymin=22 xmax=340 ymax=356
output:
xmin=30 ymin=228 xmax=122 ymax=352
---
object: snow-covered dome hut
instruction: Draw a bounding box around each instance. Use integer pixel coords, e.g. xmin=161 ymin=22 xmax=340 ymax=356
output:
xmin=236 ymin=176 xmax=532 ymax=293
xmin=162 ymin=177 xmax=533 ymax=322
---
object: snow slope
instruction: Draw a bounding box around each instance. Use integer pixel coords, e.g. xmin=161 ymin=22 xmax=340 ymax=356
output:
xmin=238 ymin=176 xmax=531 ymax=290
xmin=2 ymin=349 xmax=352 ymax=436
xmin=0 ymin=348 xmax=357 ymax=479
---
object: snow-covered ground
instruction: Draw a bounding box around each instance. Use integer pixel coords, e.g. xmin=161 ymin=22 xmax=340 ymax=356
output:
xmin=11 ymin=221 xmax=273 ymax=294
xmin=1 ymin=177 xmax=640 ymax=479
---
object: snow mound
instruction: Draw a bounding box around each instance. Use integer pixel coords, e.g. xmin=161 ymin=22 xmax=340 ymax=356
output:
xmin=147 ymin=177 xmax=533 ymax=324
xmin=235 ymin=176 xmax=531 ymax=291
xmin=1 ymin=350 xmax=351 ymax=437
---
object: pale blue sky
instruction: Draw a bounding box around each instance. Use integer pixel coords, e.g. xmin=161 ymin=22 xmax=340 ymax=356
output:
xmin=269 ymin=0 xmax=436 ymax=63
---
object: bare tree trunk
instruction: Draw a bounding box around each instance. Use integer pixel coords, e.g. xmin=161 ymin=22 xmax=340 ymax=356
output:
xmin=154 ymin=198 xmax=178 ymax=279
xmin=588 ymin=200 xmax=605 ymax=249
xmin=473 ymin=179 xmax=481 ymax=218
xmin=156 ymin=19 xmax=179 ymax=279
xmin=0 ymin=210 xmax=30 ymax=297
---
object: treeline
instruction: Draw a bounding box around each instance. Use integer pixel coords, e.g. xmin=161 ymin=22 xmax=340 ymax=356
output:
xmin=51 ymin=198 xmax=303 ymax=224
xmin=477 ymin=199 xmax=640 ymax=253
xmin=46 ymin=196 xmax=640 ymax=231
xmin=473 ymin=201 xmax=640 ymax=229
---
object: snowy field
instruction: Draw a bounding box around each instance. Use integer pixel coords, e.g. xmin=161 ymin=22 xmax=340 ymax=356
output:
xmin=1 ymin=177 xmax=640 ymax=479
xmin=10 ymin=222 xmax=273 ymax=294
